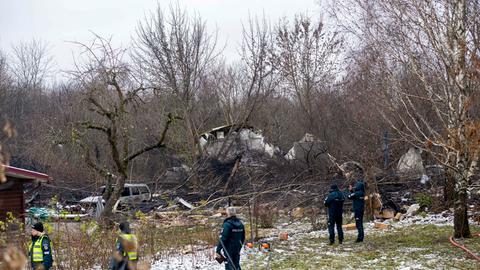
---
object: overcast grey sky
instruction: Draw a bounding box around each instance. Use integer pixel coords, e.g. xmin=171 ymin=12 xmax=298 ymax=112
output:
xmin=0 ymin=0 xmax=320 ymax=72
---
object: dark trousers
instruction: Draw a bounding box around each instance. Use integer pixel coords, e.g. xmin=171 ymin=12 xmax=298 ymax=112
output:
xmin=110 ymin=258 xmax=129 ymax=270
xmin=354 ymin=209 xmax=364 ymax=241
xmin=225 ymin=254 xmax=241 ymax=270
xmin=328 ymin=214 xmax=344 ymax=243
xmin=32 ymin=263 xmax=51 ymax=270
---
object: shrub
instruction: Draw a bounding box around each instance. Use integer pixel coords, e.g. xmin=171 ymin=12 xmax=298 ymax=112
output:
xmin=254 ymin=204 xmax=278 ymax=228
xmin=306 ymin=208 xmax=326 ymax=231
xmin=414 ymin=193 xmax=433 ymax=210
xmin=2 ymin=216 xmax=218 ymax=269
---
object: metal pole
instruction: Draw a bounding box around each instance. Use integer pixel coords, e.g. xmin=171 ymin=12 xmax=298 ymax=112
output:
xmin=247 ymin=198 xmax=256 ymax=270
xmin=383 ymin=131 xmax=389 ymax=171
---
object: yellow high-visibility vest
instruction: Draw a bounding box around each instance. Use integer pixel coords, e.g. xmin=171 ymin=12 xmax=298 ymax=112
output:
xmin=117 ymin=233 xmax=138 ymax=261
xmin=29 ymin=236 xmax=45 ymax=262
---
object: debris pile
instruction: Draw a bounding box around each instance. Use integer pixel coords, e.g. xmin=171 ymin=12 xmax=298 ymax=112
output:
xmin=286 ymin=133 xmax=336 ymax=174
xmin=396 ymin=147 xmax=425 ymax=179
xmin=199 ymin=124 xmax=278 ymax=163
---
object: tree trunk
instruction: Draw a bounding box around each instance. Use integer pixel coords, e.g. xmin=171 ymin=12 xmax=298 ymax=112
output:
xmin=453 ymin=183 xmax=471 ymax=238
xmin=102 ymin=174 xmax=114 ymax=202
xmin=443 ymin=170 xmax=455 ymax=208
xmin=101 ymin=175 xmax=127 ymax=223
xmin=451 ymin=0 xmax=470 ymax=239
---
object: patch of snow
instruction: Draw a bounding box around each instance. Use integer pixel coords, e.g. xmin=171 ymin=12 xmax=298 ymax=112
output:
xmin=150 ymin=249 xmax=223 ymax=270
xmin=394 ymin=213 xmax=453 ymax=227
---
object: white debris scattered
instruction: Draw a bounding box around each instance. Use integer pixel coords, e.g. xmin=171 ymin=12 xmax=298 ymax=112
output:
xmin=147 ymin=213 xmax=472 ymax=270
xmin=176 ymin=197 xmax=195 ymax=210
xmin=420 ymin=174 xmax=430 ymax=184
xmin=406 ymin=204 xmax=421 ymax=216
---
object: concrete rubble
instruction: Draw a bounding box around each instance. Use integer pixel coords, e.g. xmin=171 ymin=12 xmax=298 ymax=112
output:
xmin=199 ymin=124 xmax=278 ymax=162
xmin=285 ymin=133 xmax=336 ymax=174
xmin=406 ymin=204 xmax=421 ymax=216
xmin=397 ymin=147 xmax=425 ymax=179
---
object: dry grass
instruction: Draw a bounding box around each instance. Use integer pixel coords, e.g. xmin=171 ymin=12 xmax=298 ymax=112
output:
xmin=1 ymin=246 xmax=27 ymax=270
xmin=1 ymin=216 xmax=218 ymax=270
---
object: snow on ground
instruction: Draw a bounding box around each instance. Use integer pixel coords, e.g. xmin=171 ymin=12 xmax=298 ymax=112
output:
xmin=147 ymin=224 xmax=379 ymax=270
xmin=148 ymin=213 xmax=477 ymax=269
xmin=392 ymin=212 xmax=454 ymax=227
xmin=150 ymin=247 xmax=270 ymax=270
xmin=150 ymin=248 xmax=223 ymax=270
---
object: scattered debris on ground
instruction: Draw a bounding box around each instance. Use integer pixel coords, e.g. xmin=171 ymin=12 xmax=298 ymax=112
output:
xmin=146 ymin=212 xmax=480 ymax=270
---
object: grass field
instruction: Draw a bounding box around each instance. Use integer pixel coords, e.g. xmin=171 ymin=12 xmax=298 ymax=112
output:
xmin=240 ymin=223 xmax=480 ymax=270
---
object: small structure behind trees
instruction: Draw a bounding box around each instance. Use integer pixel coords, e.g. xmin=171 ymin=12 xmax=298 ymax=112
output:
xmin=0 ymin=165 xmax=50 ymax=223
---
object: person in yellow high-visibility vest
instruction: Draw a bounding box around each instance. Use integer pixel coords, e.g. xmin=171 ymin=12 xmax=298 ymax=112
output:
xmin=28 ymin=222 xmax=53 ymax=270
xmin=110 ymin=222 xmax=138 ymax=270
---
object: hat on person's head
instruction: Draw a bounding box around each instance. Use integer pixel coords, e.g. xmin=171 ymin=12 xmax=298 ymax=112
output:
xmin=32 ymin=222 xmax=44 ymax=232
xmin=330 ymin=184 xmax=339 ymax=190
xmin=119 ymin=221 xmax=131 ymax=233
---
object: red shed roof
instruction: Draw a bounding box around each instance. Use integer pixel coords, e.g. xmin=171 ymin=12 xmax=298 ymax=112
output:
xmin=4 ymin=165 xmax=50 ymax=183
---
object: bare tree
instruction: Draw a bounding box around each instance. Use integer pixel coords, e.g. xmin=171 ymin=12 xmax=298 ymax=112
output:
xmin=134 ymin=4 xmax=219 ymax=161
xmin=334 ymin=0 xmax=479 ymax=238
xmin=10 ymin=39 xmax=52 ymax=90
xmin=0 ymin=50 xmax=8 ymax=85
xmin=71 ymin=35 xmax=177 ymax=220
xmin=205 ymin=15 xmax=279 ymax=161
xmin=274 ymin=14 xmax=342 ymax=136
xmin=4 ymin=39 xmax=53 ymax=139
xmin=0 ymin=50 xmax=10 ymax=117
xmin=236 ymin=15 xmax=278 ymax=124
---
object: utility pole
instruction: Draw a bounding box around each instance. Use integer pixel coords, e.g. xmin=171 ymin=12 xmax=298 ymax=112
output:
xmin=382 ymin=131 xmax=391 ymax=175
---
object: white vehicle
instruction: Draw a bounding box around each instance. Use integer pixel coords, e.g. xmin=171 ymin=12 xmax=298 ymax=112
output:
xmin=80 ymin=183 xmax=152 ymax=205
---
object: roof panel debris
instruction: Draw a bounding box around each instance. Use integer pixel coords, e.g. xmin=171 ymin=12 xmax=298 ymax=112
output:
xmin=199 ymin=124 xmax=278 ymax=162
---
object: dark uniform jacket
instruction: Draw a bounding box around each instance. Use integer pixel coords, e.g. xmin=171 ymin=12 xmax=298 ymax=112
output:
xmin=324 ymin=186 xmax=345 ymax=217
xmin=348 ymin=180 xmax=366 ymax=212
xmin=216 ymin=216 xmax=246 ymax=257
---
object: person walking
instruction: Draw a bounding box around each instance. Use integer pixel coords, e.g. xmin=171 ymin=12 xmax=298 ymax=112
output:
xmin=215 ymin=207 xmax=245 ymax=270
xmin=110 ymin=222 xmax=138 ymax=270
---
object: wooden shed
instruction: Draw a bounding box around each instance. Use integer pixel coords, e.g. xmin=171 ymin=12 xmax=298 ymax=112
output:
xmin=0 ymin=165 xmax=50 ymax=222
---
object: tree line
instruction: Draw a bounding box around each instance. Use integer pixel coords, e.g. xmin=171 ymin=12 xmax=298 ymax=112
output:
xmin=0 ymin=1 xmax=479 ymax=235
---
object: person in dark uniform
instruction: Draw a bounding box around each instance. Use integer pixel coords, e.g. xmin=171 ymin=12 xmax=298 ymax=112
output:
xmin=29 ymin=222 xmax=53 ymax=270
xmin=324 ymin=184 xmax=345 ymax=245
xmin=215 ymin=207 xmax=245 ymax=270
xmin=348 ymin=180 xmax=366 ymax=242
